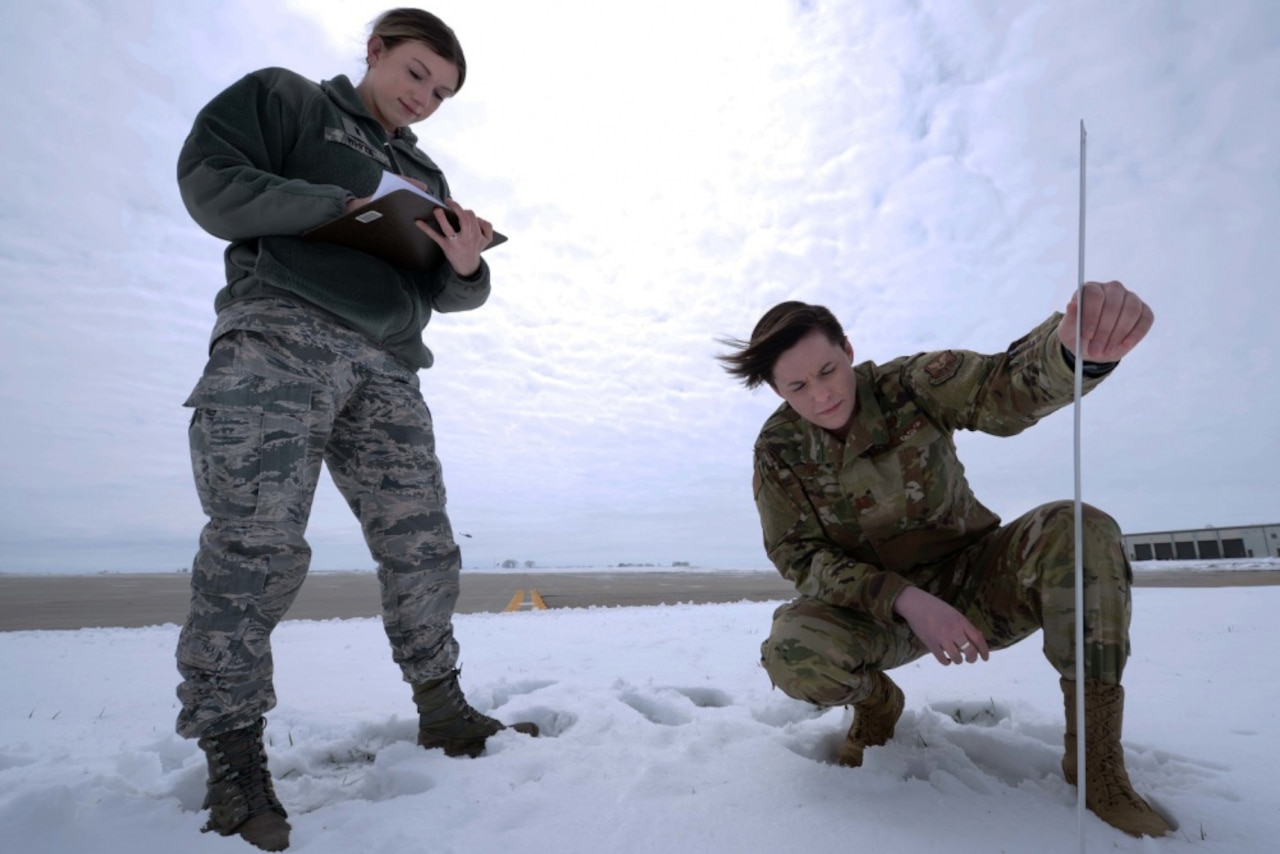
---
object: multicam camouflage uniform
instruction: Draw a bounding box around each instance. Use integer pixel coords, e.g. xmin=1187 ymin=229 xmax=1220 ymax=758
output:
xmin=177 ymin=299 xmax=465 ymax=739
xmin=755 ymin=314 xmax=1131 ymax=707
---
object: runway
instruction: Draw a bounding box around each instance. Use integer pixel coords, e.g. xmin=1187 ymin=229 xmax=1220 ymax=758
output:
xmin=0 ymin=568 xmax=1276 ymax=632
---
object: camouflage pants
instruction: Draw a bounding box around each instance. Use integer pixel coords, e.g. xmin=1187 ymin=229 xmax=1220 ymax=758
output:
xmin=176 ymin=304 xmax=462 ymax=739
xmin=761 ymin=501 xmax=1133 ymax=707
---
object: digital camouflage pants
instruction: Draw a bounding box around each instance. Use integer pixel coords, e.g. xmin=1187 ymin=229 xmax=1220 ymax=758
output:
xmin=176 ymin=302 xmax=462 ymax=739
xmin=761 ymin=502 xmax=1133 ymax=707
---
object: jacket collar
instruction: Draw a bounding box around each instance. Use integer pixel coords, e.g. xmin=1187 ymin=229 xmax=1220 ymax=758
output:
xmin=843 ymin=366 xmax=890 ymax=456
xmin=321 ymin=74 xmax=421 ymax=148
xmin=794 ymin=365 xmax=889 ymax=463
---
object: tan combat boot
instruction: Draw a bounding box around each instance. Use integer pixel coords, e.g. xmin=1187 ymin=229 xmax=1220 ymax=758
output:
xmin=1061 ymin=678 xmax=1173 ymax=837
xmin=413 ymin=668 xmax=539 ymax=758
xmin=835 ymin=672 xmax=905 ymax=767
xmin=198 ymin=717 xmax=291 ymax=851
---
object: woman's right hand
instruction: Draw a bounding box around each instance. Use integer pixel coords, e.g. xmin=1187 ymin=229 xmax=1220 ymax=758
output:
xmin=892 ymin=586 xmax=990 ymax=666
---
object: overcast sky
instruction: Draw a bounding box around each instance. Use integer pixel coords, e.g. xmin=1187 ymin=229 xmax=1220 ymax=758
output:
xmin=1 ymin=0 xmax=1276 ymax=574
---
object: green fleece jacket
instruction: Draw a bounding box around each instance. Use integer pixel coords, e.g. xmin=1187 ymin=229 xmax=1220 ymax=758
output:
xmin=177 ymin=67 xmax=489 ymax=369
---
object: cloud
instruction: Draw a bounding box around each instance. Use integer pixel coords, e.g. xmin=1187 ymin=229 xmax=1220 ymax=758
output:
xmin=1 ymin=0 xmax=1277 ymax=572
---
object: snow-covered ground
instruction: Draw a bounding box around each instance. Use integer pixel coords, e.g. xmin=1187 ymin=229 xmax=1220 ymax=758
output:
xmin=1132 ymin=557 xmax=1280 ymax=573
xmin=1 ymin=575 xmax=1277 ymax=853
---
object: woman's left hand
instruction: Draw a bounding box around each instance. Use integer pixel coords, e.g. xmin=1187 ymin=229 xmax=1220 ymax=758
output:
xmin=415 ymin=198 xmax=494 ymax=278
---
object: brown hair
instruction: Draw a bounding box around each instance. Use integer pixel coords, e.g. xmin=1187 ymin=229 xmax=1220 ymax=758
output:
xmin=717 ymin=301 xmax=846 ymax=389
xmin=369 ymin=8 xmax=467 ymax=92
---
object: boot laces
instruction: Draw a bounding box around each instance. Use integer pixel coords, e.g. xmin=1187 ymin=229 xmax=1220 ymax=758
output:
xmin=441 ymin=669 xmax=494 ymax=724
xmin=851 ymin=677 xmax=902 ymax=745
xmin=208 ymin=724 xmax=283 ymax=818
xmin=1086 ymin=743 xmax=1151 ymax=810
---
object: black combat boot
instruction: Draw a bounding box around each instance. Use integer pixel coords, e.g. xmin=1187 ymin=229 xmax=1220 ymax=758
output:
xmin=413 ymin=669 xmax=539 ymax=757
xmin=198 ymin=717 xmax=291 ymax=851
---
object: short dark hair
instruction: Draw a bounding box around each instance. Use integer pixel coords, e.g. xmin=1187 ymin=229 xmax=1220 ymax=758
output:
xmin=369 ymin=8 xmax=467 ymax=92
xmin=717 ymin=301 xmax=846 ymax=389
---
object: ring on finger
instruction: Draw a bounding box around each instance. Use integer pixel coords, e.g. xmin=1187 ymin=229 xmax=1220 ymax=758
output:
xmin=958 ymin=641 xmax=971 ymax=651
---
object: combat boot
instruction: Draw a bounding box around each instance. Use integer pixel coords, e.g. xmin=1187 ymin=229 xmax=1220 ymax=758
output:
xmin=835 ymin=671 xmax=904 ymax=767
xmin=1061 ymin=678 xmax=1173 ymax=837
xmin=413 ymin=668 xmax=539 ymax=757
xmin=198 ymin=717 xmax=291 ymax=851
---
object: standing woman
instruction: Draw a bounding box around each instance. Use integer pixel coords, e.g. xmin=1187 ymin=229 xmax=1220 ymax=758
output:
xmin=175 ymin=9 xmax=535 ymax=851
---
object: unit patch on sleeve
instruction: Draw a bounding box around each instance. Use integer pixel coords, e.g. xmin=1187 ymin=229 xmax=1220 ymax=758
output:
xmin=923 ymin=351 xmax=964 ymax=385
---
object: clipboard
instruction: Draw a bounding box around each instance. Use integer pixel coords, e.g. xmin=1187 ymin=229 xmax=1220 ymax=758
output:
xmin=302 ymin=188 xmax=508 ymax=272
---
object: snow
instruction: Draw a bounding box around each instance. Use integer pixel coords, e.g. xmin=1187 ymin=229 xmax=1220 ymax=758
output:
xmin=2 ymin=575 xmax=1278 ymax=853
xmin=1133 ymin=558 xmax=1280 ymax=574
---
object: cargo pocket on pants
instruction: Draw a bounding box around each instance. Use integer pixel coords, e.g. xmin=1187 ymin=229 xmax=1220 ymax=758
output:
xmin=185 ymin=375 xmax=318 ymax=522
xmin=176 ymin=552 xmax=272 ymax=675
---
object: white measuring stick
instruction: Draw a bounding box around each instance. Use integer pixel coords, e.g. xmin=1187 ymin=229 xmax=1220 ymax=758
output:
xmin=1072 ymin=120 xmax=1088 ymax=852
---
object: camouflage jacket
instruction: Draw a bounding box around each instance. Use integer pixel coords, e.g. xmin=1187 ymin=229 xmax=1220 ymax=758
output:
xmin=752 ymin=314 xmax=1111 ymax=622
